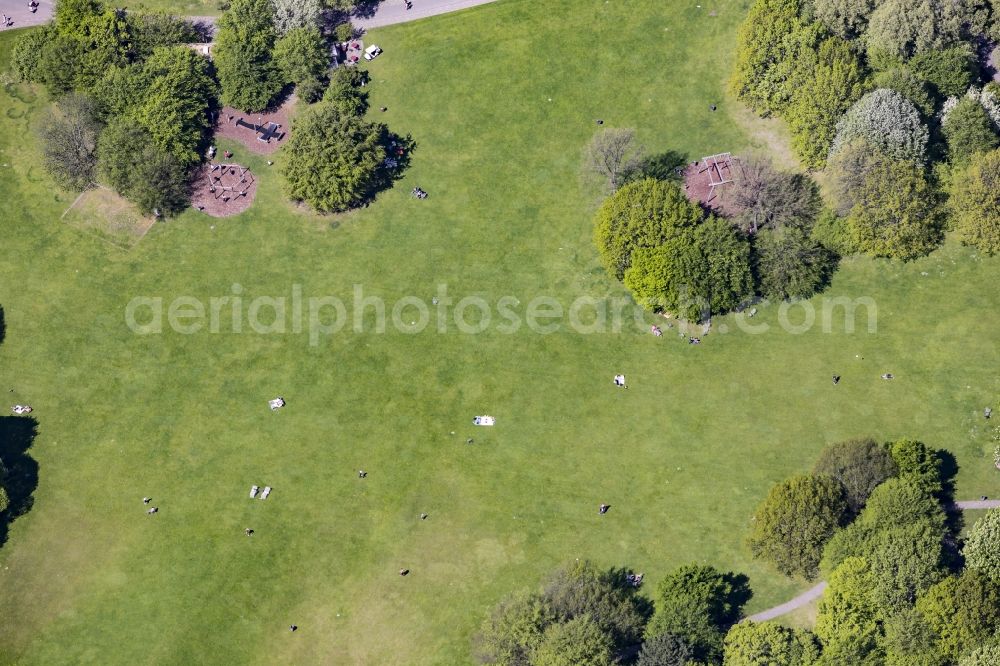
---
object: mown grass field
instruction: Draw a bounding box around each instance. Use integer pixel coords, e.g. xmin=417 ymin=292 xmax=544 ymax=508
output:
xmin=1 ymin=1 xmax=999 ymax=663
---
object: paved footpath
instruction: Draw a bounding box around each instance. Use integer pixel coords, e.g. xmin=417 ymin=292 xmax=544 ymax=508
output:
xmin=0 ymin=0 xmax=499 ymax=33
xmin=0 ymin=0 xmax=54 ymax=29
xmin=354 ymin=0 xmax=499 ymax=30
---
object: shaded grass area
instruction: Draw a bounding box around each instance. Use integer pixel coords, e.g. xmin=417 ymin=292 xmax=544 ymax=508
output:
xmin=1 ymin=1 xmax=1000 ymax=663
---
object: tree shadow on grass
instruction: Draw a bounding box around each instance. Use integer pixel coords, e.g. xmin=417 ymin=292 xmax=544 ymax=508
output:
xmin=638 ymin=150 xmax=689 ymax=183
xmin=368 ymin=128 xmax=417 ymax=203
xmin=0 ymin=415 xmax=39 ymax=548
xmin=0 ymin=305 xmax=5 ymax=346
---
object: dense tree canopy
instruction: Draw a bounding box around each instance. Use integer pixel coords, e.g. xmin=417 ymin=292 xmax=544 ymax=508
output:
xmin=541 ymin=560 xmax=649 ymax=651
xmin=730 ymin=0 xmax=823 ymax=116
xmin=836 ymin=148 xmax=943 ymax=260
xmin=646 ymin=564 xmax=750 ymax=662
xmin=963 ymin=509 xmax=1000 ymax=581
xmin=593 ymin=179 xmax=702 ymax=280
xmin=872 ymin=66 xmax=936 ymax=117
xmin=747 ymin=474 xmax=848 ymax=579
xmin=888 ymin=439 xmax=945 ymax=497
xmin=829 ymin=90 xmax=929 ymax=164
xmin=821 ymin=476 xmax=946 ymax=575
xmin=323 ymin=67 xmax=371 ymax=116
xmin=98 ymin=119 xmax=189 ymax=215
xmin=883 ymin=608 xmax=946 ymax=666
xmin=635 ymin=632 xmax=692 ymax=666
xmin=943 ymin=97 xmax=1000 ymax=164
xmin=477 ymin=589 xmax=555 ymax=665
xmin=477 ymin=561 xmax=648 ymax=665
xmin=753 ymin=227 xmax=832 ymax=302
xmin=273 ymin=27 xmax=330 ymax=87
xmin=281 ymin=103 xmax=387 ymax=213
xmin=910 ymin=45 xmax=976 ymax=99
xmin=812 ymin=438 xmax=898 ymax=515
xmin=722 ymin=621 xmax=820 ymax=666
xmin=813 ymin=0 xmax=876 ymax=40
xmin=915 ymin=570 xmax=1000 ymax=662
xmin=214 ymin=0 xmax=284 ymax=112
xmin=134 ymin=46 xmax=219 ymax=166
xmin=784 ymin=36 xmax=868 ymax=168
xmin=623 ymin=216 xmax=753 ymax=320
xmin=815 ymin=557 xmax=884 ymax=665
xmin=532 ymin=616 xmax=612 ymax=666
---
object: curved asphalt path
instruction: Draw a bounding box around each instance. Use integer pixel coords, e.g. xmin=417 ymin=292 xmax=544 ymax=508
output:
xmin=744 ymin=500 xmax=1000 ymax=623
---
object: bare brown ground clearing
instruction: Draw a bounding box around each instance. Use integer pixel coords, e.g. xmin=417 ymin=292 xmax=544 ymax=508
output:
xmin=213 ymin=96 xmax=295 ymax=155
xmin=682 ymin=158 xmax=741 ymax=216
xmin=191 ymin=163 xmax=258 ymax=217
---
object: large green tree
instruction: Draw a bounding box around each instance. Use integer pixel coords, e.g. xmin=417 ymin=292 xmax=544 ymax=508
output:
xmin=883 ymin=608 xmax=945 ymax=666
xmin=622 ymin=216 xmax=753 ymax=320
xmin=888 ymin=439 xmax=945 ymax=497
xmin=841 ymin=151 xmax=943 ymax=260
xmin=784 ymin=37 xmax=868 ymax=168
xmin=646 ymin=564 xmax=750 ymax=663
xmin=593 ymin=179 xmax=702 ymax=280
xmin=213 ymin=0 xmax=284 ymax=112
xmin=273 ymin=27 xmax=329 ymax=87
xmin=815 ymin=557 xmax=884 ymax=665
xmin=133 ymin=46 xmax=219 ymax=166
xmin=753 ymin=227 xmax=832 ymax=302
xmin=635 ymin=632 xmax=692 ymax=666
xmin=910 ymin=45 xmax=976 ymax=99
xmin=747 ymin=474 xmax=848 ymax=579
xmin=943 ymin=97 xmax=1000 ymax=165
xmin=812 ymin=438 xmax=898 ymax=514
xmin=916 ymin=570 xmax=1000 ymax=662
xmin=730 ymin=0 xmax=820 ymax=115
xmin=722 ymin=621 xmax=820 ymax=666
xmin=813 ymin=0 xmax=876 ymax=39
xmin=542 ymin=560 xmax=649 ymax=651
xmin=949 ymin=149 xmax=1000 ymax=255
xmin=821 ymin=477 xmax=946 ymax=575
xmin=98 ymin=119 xmax=189 ymax=215
xmin=532 ymin=615 xmax=613 ymax=666
xmin=281 ymin=103 xmax=387 ymax=213
xmin=963 ymin=509 xmax=1000 ymax=582
xmin=476 ymin=590 xmax=555 ymax=665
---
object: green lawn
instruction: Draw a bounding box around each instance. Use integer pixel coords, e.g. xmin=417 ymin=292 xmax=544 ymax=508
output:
xmin=130 ymin=0 xmax=221 ymax=16
xmin=2 ymin=1 xmax=1000 ymax=663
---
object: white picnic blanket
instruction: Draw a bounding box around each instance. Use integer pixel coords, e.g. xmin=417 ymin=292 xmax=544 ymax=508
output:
xmin=473 ymin=415 xmax=495 ymax=426
xmin=268 ymin=397 xmax=285 ymax=410
xmin=250 ymin=485 xmax=259 ymax=498
xmin=260 ymin=486 xmax=271 ymax=499
xmin=12 ymin=404 xmax=32 ymax=415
